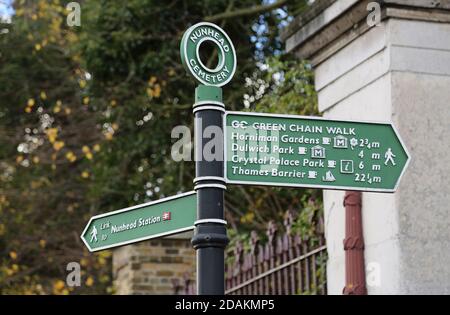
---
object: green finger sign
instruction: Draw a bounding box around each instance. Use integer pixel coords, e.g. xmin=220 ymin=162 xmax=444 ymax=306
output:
xmin=224 ymin=112 xmax=410 ymax=193
xmin=81 ymin=192 xmax=197 ymax=252
xmin=180 ymin=22 xmax=236 ymax=87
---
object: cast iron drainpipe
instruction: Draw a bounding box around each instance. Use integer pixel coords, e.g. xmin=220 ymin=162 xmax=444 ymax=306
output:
xmin=343 ymin=191 xmax=367 ymax=295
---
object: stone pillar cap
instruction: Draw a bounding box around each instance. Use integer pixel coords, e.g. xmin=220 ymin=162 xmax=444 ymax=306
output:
xmin=282 ymin=0 xmax=450 ymax=63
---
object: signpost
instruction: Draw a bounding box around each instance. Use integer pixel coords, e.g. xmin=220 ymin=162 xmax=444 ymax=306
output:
xmin=225 ymin=112 xmax=410 ymax=192
xmin=180 ymin=22 xmax=237 ymax=295
xmin=80 ymin=20 xmax=411 ymax=296
xmin=81 ymin=192 xmax=197 ymax=252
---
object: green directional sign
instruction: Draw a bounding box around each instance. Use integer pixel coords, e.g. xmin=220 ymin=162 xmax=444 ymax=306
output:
xmin=81 ymin=192 xmax=197 ymax=252
xmin=225 ymin=112 xmax=410 ymax=192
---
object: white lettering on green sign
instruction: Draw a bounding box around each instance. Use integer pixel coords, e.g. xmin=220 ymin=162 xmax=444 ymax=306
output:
xmin=180 ymin=22 xmax=236 ymax=87
xmin=189 ymin=27 xmax=230 ymax=52
xmin=225 ymin=112 xmax=410 ymax=193
xmin=81 ymin=192 xmax=197 ymax=252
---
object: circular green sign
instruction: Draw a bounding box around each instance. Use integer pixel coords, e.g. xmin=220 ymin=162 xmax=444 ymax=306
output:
xmin=180 ymin=22 xmax=236 ymax=87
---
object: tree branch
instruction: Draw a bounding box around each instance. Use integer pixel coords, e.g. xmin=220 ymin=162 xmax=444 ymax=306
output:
xmin=205 ymin=0 xmax=288 ymax=22
xmin=206 ymin=0 xmax=235 ymax=68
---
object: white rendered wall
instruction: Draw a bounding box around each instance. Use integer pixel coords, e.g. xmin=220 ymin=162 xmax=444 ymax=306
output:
xmin=317 ymin=18 xmax=450 ymax=294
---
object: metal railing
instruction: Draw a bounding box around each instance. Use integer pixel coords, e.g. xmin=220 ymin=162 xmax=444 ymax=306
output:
xmin=173 ymin=210 xmax=327 ymax=295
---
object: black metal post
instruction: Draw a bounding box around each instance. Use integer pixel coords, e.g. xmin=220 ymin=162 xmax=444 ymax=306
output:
xmin=191 ymin=85 xmax=229 ymax=295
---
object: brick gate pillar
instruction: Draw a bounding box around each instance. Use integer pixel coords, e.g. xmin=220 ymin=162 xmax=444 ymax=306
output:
xmin=113 ymin=232 xmax=195 ymax=295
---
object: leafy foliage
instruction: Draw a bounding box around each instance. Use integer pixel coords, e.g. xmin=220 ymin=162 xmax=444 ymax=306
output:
xmin=0 ymin=0 xmax=112 ymax=294
xmin=0 ymin=0 xmax=320 ymax=294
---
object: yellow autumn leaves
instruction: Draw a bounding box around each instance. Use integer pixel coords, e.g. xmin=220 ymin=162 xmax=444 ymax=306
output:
xmin=4 ymin=263 xmax=19 ymax=277
xmin=45 ymin=127 xmax=64 ymax=152
xmin=65 ymin=144 xmax=101 ymax=168
xmin=53 ymin=100 xmax=62 ymax=113
xmin=45 ymin=127 xmax=101 ymax=163
xmin=53 ymin=141 xmax=65 ymax=151
xmin=79 ymin=79 xmax=87 ymax=89
xmin=45 ymin=127 xmax=65 ymax=152
xmin=34 ymin=39 xmax=48 ymax=52
xmin=79 ymin=144 xmax=101 ymax=179
xmin=18 ymin=0 xmax=78 ymax=54
xmin=93 ymin=144 xmax=101 ymax=152
xmin=18 ymin=122 xmax=103 ymax=178
xmin=4 ymin=251 xmax=19 ymax=277
xmin=3 ymin=246 xmax=110 ymax=294
xmin=240 ymin=212 xmax=255 ymax=224
xmin=81 ymin=146 xmax=92 ymax=160
xmin=5 ymin=243 xmax=45 ymax=278
xmin=104 ymin=123 xmax=119 ymax=141
xmin=147 ymin=76 xmax=163 ymax=99
xmin=9 ymin=251 xmax=18 ymax=260
xmin=24 ymin=98 xmax=35 ymax=113
xmin=53 ymin=280 xmax=68 ymax=295
xmin=46 ymin=128 xmax=58 ymax=143
xmin=65 ymin=151 xmax=76 ymax=163
xmin=83 ymin=149 xmax=92 ymax=161
xmin=25 ymin=95 xmax=73 ymax=115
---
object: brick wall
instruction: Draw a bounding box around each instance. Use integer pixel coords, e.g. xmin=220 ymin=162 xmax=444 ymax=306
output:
xmin=113 ymin=236 xmax=195 ymax=295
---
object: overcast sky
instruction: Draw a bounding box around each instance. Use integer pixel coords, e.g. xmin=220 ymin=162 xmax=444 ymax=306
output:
xmin=0 ymin=0 xmax=14 ymax=22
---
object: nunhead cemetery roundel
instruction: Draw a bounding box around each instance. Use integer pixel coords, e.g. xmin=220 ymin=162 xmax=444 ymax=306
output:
xmin=180 ymin=22 xmax=236 ymax=87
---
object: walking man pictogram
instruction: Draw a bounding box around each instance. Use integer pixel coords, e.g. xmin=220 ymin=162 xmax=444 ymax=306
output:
xmin=90 ymin=225 xmax=98 ymax=243
xmin=384 ymin=148 xmax=396 ymax=166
